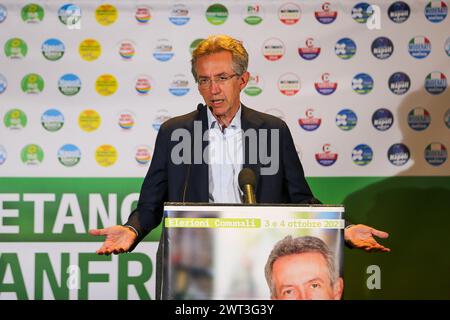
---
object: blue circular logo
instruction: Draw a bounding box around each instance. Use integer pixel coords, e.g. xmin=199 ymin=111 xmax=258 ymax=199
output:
xmin=58 ymin=144 xmax=81 ymax=167
xmin=41 ymin=109 xmax=64 ymax=132
xmin=371 ymin=37 xmax=394 ymax=59
xmin=352 ymin=144 xmax=373 ymax=166
xmin=352 ymin=3 xmax=373 ymax=23
xmin=389 ymin=72 xmax=411 ymax=95
xmin=445 ymin=37 xmax=450 ymax=56
xmin=335 ymin=38 xmax=357 ymax=60
xmin=372 ymin=108 xmax=394 ymax=131
xmin=169 ymin=74 xmax=190 ymax=96
xmin=445 ymin=108 xmax=450 ymax=128
xmin=58 ymin=73 xmax=81 ymax=96
xmin=336 ymin=109 xmax=357 ymax=131
xmin=58 ymin=3 xmax=81 ymax=26
xmin=425 ymin=1 xmax=448 ymax=23
xmin=388 ymin=1 xmax=411 ymax=23
xmin=0 ymin=4 xmax=7 ymax=23
xmin=352 ymin=73 xmax=374 ymax=94
xmin=0 ymin=145 xmax=6 ymax=165
xmin=408 ymin=107 xmax=431 ymax=131
xmin=0 ymin=74 xmax=7 ymax=94
xmin=153 ymin=39 xmax=174 ymax=62
xmin=425 ymin=71 xmax=447 ymax=95
xmin=42 ymin=38 xmax=65 ymax=61
xmin=424 ymin=143 xmax=447 ymax=166
xmin=169 ymin=4 xmax=190 ymax=25
xmin=315 ymin=2 xmax=338 ymax=24
xmin=388 ymin=143 xmax=410 ymax=166
xmin=408 ymin=36 xmax=432 ymax=59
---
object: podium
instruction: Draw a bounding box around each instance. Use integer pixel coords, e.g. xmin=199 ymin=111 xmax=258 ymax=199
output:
xmin=157 ymin=203 xmax=344 ymax=300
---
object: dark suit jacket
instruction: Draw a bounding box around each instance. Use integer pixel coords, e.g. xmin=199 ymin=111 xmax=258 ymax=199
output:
xmin=126 ymin=104 xmax=318 ymax=244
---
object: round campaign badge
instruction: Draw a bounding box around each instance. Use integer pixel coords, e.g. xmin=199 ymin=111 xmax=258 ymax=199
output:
xmin=41 ymin=109 xmax=64 ymax=132
xmin=425 ymin=1 xmax=448 ymax=23
xmin=21 ymin=3 xmax=44 ymax=23
xmin=424 ymin=143 xmax=447 ymax=166
xmin=407 ymin=107 xmax=431 ymax=131
xmin=352 ymin=73 xmax=374 ymax=94
xmin=314 ymin=73 xmax=337 ymax=95
xmin=244 ymin=73 xmax=264 ymax=97
xmin=169 ymin=74 xmax=190 ymax=97
xmin=352 ymin=2 xmax=373 ymax=23
xmin=42 ymin=38 xmax=65 ymax=61
xmin=445 ymin=108 xmax=450 ymax=128
xmin=0 ymin=74 xmax=7 ymax=94
xmin=278 ymin=2 xmax=301 ymax=25
xmin=445 ymin=36 xmax=450 ymax=56
xmin=153 ymin=39 xmax=174 ymax=62
xmin=315 ymin=2 xmax=338 ymax=24
xmin=408 ymin=36 xmax=432 ymax=59
xmin=21 ymin=73 xmax=44 ymax=94
xmin=336 ymin=109 xmax=357 ymax=131
xmin=298 ymin=37 xmax=321 ymax=60
xmin=135 ymin=145 xmax=152 ymax=166
xmin=95 ymin=145 xmax=118 ymax=167
xmin=315 ymin=144 xmax=338 ymax=167
xmin=153 ymin=110 xmax=171 ymax=131
xmin=78 ymin=109 xmax=101 ymax=132
xmin=4 ymin=109 xmax=27 ymax=130
xmin=95 ymin=4 xmax=118 ymax=26
xmin=0 ymin=145 xmax=6 ymax=165
xmin=388 ymin=1 xmax=410 ymax=23
xmin=21 ymin=144 xmax=44 ymax=165
xmin=387 ymin=143 xmax=410 ymax=166
xmin=0 ymin=4 xmax=7 ymax=23
xmin=58 ymin=3 xmax=81 ymax=26
xmin=243 ymin=3 xmax=263 ymax=25
xmin=278 ymin=73 xmax=300 ymax=96
xmin=4 ymin=38 xmax=28 ymax=59
xmin=190 ymin=39 xmax=204 ymax=55
xmin=58 ymin=73 xmax=81 ymax=96
xmin=206 ymin=3 xmax=228 ymax=25
xmin=135 ymin=5 xmax=151 ymax=24
xmin=79 ymin=39 xmax=101 ymax=61
xmin=95 ymin=74 xmax=118 ymax=96
xmin=335 ymin=38 xmax=357 ymax=60
xmin=118 ymin=111 xmax=135 ymax=130
xmin=118 ymin=40 xmax=135 ymax=60
xmin=424 ymin=71 xmax=447 ymax=95
xmin=389 ymin=72 xmax=411 ymax=95
xmin=262 ymin=38 xmax=285 ymax=61
xmin=352 ymin=144 xmax=373 ymax=166
xmin=298 ymin=108 xmax=321 ymax=131
xmin=371 ymin=37 xmax=394 ymax=59
xmin=372 ymin=108 xmax=394 ymax=131
xmin=135 ymin=75 xmax=152 ymax=95
xmin=170 ymin=3 xmax=190 ymax=26
xmin=58 ymin=144 xmax=81 ymax=167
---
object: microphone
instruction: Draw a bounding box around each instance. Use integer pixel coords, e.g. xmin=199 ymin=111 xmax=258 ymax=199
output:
xmin=238 ymin=168 xmax=257 ymax=204
xmin=197 ymin=103 xmax=205 ymax=111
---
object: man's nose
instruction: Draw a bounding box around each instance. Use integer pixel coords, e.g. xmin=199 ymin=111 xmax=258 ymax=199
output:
xmin=209 ymin=80 xmax=221 ymax=94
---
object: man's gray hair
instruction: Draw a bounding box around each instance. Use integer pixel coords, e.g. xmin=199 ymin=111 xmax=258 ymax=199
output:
xmin=264 ymin=235 xmax=338 ymax=297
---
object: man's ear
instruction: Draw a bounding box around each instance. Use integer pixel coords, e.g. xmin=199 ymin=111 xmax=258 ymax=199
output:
xmin=333 ymin=277 xmax=344 ymax=300
xmin=239 ymin=71 xmax=250 ymax=90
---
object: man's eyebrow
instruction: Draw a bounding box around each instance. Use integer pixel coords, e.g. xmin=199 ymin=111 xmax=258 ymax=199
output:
xmin=197 ymin=72 xmax=230 ymax=78
xmin=306 ymin=278 xmax=325 ymax=284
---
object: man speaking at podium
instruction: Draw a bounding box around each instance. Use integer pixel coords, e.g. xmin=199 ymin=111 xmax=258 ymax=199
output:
xmin=89 ymin=35 xmax=390 ymax=255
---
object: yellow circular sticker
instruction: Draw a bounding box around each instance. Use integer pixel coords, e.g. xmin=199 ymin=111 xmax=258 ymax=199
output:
xmin=79 ymin=39 xmax=102 ymax=61
xmin=95 ymin=74 xmax=118 ymax=96
xmin=95 ymin=4 xmax=118 ymax=26
xmin=78 ymin=109 xmax=101 ymax=132
xmin=95 ymin=144 xmax=118 ymax=167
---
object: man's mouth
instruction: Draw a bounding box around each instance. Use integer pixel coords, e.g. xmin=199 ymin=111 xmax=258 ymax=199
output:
xmin=210 ymin=99 xmax=225 ymax=106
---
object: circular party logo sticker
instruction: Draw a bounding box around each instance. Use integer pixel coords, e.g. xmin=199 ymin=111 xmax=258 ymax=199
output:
xmin=243 ymin=4 xmax=264 ymax=25
xmin=445 ymin=108 xmax=450 ymax=128
xmin=41 ymin=109 xmax=64 ymax=132
xmin=408 ymin=36 xmax=431 ymax=59
xmin=21 ymin=144 xmax=44 ymax=165
xmin=95 ymin=145 xmax=118 ymax=167
xmin=389 ymin=72 xmax=411 ymax=95
xmin=118 ymin=111 xmax=135 ymax=130
xmin=4 ymin=109 xmax=27 ymax=130
xmin=0 ymin=4 xmax=7 ymax=24
xmin=424 ymin=143 xmax=447 ymax=166
xmin=170 ymin=3 xmax=190 ymax=26
xmin=95 ymin=74 xmax=118 ymax=96
xmin=352 ymin=144 xmax=373 ymax=166
xmin=153 ymin=110 xmax=171 ymax=131
xmin=58 ymin=4 xmax=81 ymax=26
xmin=58 ymin=73 xmax=81 ymax=96
xmin=135 ymin=145 xmax=152 ymax=166
xmin=42 ymin=38 xmax=65 ymax=61
xmin=336 ymin=109 xmax=357 ymax=131
xmin=21 ymin=73 xmax=44 ymax=94
xmin=315 ymin=2 xmax=338 ymax=24
xmin=0 ymin=145 xmax=6 ymax=165
xmin=335 ymin=38 xmax=357 ymax=60
xmin=118 ymin=40 xmax=136 ymax=60
xmin=352 ymin=73 xmax=374 ymax=94
xmin=4 ymin=38 xmax=28 ymax=59
xmin=58 ymin=144 xmax=81 ymax=167
xmin=424 ymin=71 xmax=447 ymax=95
xmin=425 ymin=1 xmax=447 ymax=23
xmin=244 ymin=73 xmax=264 ymax=97
xmin=315 ymin=144 xmax=338 ymax=167
xmin=206 ymin=3 xmax=228 ymax=25
xmin=352 ymin=2 xmax=373 ymax=23
xmin=298 ymin=37 xmax=321 ymax=60
xmin=189 ymin=38 xmax=204 ymax=55
xmin=0 ymin=74 xmax=7 ymax=94
xmin=388 ymin=143 xmax=410 ymax=166
xmin=135 ymin=75 xmax=152 ymax=95
xmin=278 ymin=73 xmax=300 ymax=96
xmin=278 ymin=3 xmax=301 ymax=25
xmin=298 ymin=108 xmax=321 ymax=131
xmin=78 ymin=109 xmax=101 ymax=132
xmin=21 ymin=3 xmax=44 ymax=23
xmin=407 ymin=107 xmax=431 ymax=131
xmin=169 ymin=74 xmax=190 ymax=97
xmin=95 ymin=4 xmax=118 ymax=26
xmin=314 ymin=73 xmax=337 ymax=95
xmin=79 ymin=39 xmax=101 ymax=61
xmin=445 ymin=37 xmax=450 ymax=56
xmin=372 ymin=108 xmax=394 ymax=131
xmin=388 ymin=1 xmax=410 ymax=23
xmin=262 ymin=38 xmax=285 ymax=61
xmin=135 ymin=5 xmax=151 ymax=24
xmin=153 ymin=39 xmax=174 ymax=62
xmin=371 ymin=37 xmax=394 ymax=60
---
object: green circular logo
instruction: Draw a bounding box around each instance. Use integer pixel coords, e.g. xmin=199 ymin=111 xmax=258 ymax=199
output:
xmin=244 ymin=74 xmax=264 ymax=96
xmin=206 ymin=4 xmax=228 ymax=25
xmin=21 ymin=73 xmax=44 ymax=94
xmin=243 ymin=4 xmax=263 ymax=25
xmin=21 ymin=144 xmax=44 ymax=165
xmin=4 ymin=38 xmax=28 ymax=59
xmin=21 ymin=3 xmax=45 ymax=23
xmin=4 ymin=109 xmax=27 ymax=130
xmin=189 ymin=38 xmax=204 ymax=55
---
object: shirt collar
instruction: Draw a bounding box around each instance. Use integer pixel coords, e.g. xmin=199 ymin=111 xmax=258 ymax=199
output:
xmin=206 ymin=104 xmax=242 ymax=131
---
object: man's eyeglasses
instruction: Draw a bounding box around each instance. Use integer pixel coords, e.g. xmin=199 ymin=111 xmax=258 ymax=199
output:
xmin=197 ymin=74 xmax=239 ymax=88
